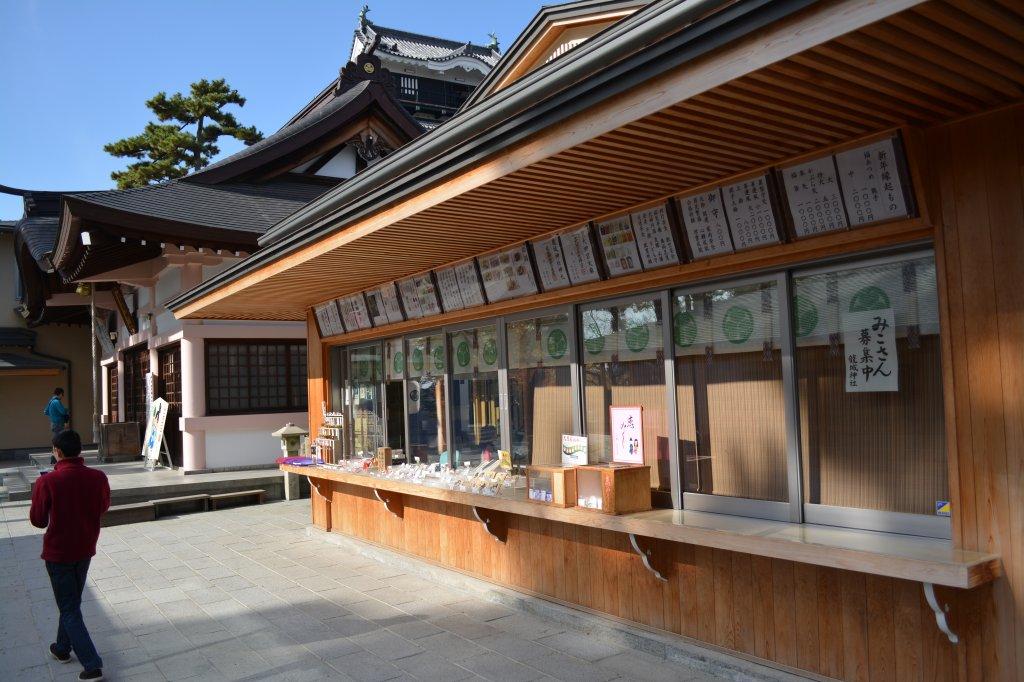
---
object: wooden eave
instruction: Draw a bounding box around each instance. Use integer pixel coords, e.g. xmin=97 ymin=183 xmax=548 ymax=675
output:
xmin=174 ymin=0 xmax=1024 ymax=323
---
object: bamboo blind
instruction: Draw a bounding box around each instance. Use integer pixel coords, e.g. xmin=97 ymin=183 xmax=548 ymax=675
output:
xmin=509 ymin=367 xmax=574 ymax=466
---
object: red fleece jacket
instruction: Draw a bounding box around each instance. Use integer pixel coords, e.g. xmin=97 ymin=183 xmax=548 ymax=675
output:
xmin=30 ymin=458 xmax=110 ymax=562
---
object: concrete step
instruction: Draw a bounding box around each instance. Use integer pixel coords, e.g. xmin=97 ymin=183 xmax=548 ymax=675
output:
xmin=100 ymin=489 xmax=267 ymax=527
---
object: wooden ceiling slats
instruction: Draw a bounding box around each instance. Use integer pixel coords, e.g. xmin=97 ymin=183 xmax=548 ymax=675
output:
xmin=914 ymin=3 xmax=1024 ymax=65
xmin=181 ymin=1 xmax=1024 ymax=321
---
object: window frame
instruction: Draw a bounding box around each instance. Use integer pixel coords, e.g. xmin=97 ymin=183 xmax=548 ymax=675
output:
xmin=204 ymin=339 xmax=308 ymax=416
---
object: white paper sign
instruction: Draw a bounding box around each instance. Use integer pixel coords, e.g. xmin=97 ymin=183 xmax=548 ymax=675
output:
xmin=434 ymin=267 xmax=465 ymax=313
xmin=559 ymin=225 xmax=601 ymax=285
xmin=610 ymin=406 xmax=644 ymax=464
xmin=539 ymin=318 xmax=571 ymax=367
xmin=314 ymin=301 xmax=344 ymax=337
xmin=414 ymin=275 xmax=442 ymax=317
xmin=561 ymin=435 xmax=588 ymax=466
xmin=377 ymin=283 xmax=405 ymax=324
xmin=723 ymin=175 xmax=781 ymax=249
xmin=397 ymin=278 xmax=423 ymax=319
xmin=782 ymin=156 xmax=848 ymax=236
xmin=631 ymin=204 xmax=679 ymax=270
xmin=836 ymin=138 xmax=909 ymax=226
xmin=532 ymin=235 xmax=571 ymax=291
xmin=337 ymin=293 xmax=371 ymax=331
xmin=142 ymin=397 xmax=169 ymax=465
xmin=477 ymin=245 xmax=538 ymax=302
xmin=454 ymin=261 xmax=486 ymax=308
xmin=595 ymin=215 xmax=642 ymax=277
xmin=843 ymin=308 xmax=898 ymax=392
xmin=679 ymin=189 xmax=734 ymax=258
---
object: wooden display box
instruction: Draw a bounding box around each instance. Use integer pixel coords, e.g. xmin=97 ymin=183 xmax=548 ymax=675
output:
xmin=575 ymin=464 xmax=651 ymax=514
xmin=525 ymin=465 xmax=577 ymax=507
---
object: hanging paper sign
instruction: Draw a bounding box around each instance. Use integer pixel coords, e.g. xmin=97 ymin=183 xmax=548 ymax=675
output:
xmin=782 ymin=156 xmax=848 ymax=237
xmin=414 ymin=274 xmax=442 ymax=317
xmin=478 ymin=327 xmax=499 ymax=372
xmin=672 ymin=296 xmax=710 ymax=357
xmin=723 ymin=175 xmax=781 ymax=250
xmin=477 ymin=245 xmax=538 ymax=303
xmin=363 ymin=288 xmax=397 ymax=327
xmin=835 ymin=138 xmax=909 ymax=226
xmin=377 ymin=283 xmax=404 ymax=324
xmin=843 ymin=307 xmax=898 ymax=392
xmin=561 ymin=434 xmax=588 ymax=466
xmin=618 ymin=302 xmax=661 ymax=361
xmin=428 ymin=334 xmax=446 ymax=374
xmin=453 ymin=261 xmax=486 ymax=308
xmin=679 ymin=189 xmax=734 ymax=258
xmin=434 ymin=266 xmax=465 ymax=313
xmin=506 ymin=320 xmax=541 ymax=369
xmin=397 ymin=278 xmax=423 ymax=319
xmin=595 ymin=215 xmax=642 ymax=277
xmin=385 ymin=338 xmax=405 ymax=380
xmin=580 ymin=308 xmax=616 ymax=363
xmin=337 ymin=293 xmax=371 ymax=331
xmin=839 ymin=266 xmax=904 ymax=329
xmin=712 ymin=289 xmax=776 ymax=354
xmin=349 ymin=346 xmax=380 ymax=383
xmin=631 ymin=204 xmax=679 ymax=270
xmin=531 ymin=235 xmax=571 ymax=291
xmin=559 ymin=225 xmax=601 ymax=285
xmin=314 ymin=301 xmax=344 ymax=337
xmin=407 ymin=336 xmax=428 ymax=377
xmin=792 ymin=275 xmax=839 ymax=348
xmin=451 ymin=330 xmax=476 ymax=375
xmin=610 ymin=405 xmax=644 ymax=464
xmin=539 ymin=318 xmax=571 ymax=367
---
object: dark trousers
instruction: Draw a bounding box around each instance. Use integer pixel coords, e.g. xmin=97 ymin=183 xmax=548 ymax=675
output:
xmin=46 ymin=559 xmax=102 ymax=671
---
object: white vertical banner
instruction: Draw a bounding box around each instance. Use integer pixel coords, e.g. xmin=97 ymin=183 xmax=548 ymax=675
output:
xmin=843 ymin=308 xmax=898 ymax=392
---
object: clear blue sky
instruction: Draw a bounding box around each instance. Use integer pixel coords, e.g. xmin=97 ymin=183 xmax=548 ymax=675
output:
xmin=0 ymin=1 xmax=538 ymax=219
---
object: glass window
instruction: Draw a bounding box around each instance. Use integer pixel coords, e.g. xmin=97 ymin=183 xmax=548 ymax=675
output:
xmin=581 ymin=297 xmax=670 ymax=492
xmin=674 ymin=280 xmax=788 ymax=503
xmin=406 ymin=333 xmax=447 ymax=463
xmin=347 ymin=344 xmax=383 ymax=457
xmin=449 ymin=324 xmax=501 ymax=468
xmin=383 ymin=338 xmax=406 ymax=453
xmin=205 ymin=341 xmax=307 ymax=415
xmin=793 ymin=254 xmax=947 ymax=515
xmin=507 ymin=312 xmax=573 ymax=468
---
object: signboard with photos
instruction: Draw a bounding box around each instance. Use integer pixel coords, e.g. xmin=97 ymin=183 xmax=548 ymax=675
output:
xmin=477 ymin=245 xmax=538 ymax=303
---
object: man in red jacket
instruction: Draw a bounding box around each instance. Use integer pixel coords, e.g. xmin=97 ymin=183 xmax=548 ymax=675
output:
xmin=30 ymin=430 xmax=111 ymax=681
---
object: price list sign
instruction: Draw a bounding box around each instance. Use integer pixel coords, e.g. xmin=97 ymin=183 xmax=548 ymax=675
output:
xmin=531 ymin=235 xmax=571 ymax=291
xmin=337 ymin=293 xmax=371 ymax=331
xmin=558 ymin=225 xmax=601 ymax=285
xmin=631 ymin=204 xmax=679 ymax=270
xmin=365 ymin=283 xmax=404 ymax=326
xmin=434 ymin=266 xmax=465 ymax=313
xmin=781 ymin=156 xmax=848 ymax=237
xmin=679 ymin=189 xmax=733 ymax=258
xmin=723 ymin=175 xmax=781 ymax=250
xmin=835 ymin=138 xmax=909 ymax=226
xmin=454 ymin=261 xmax=486 ymax=308
xmin=477 ymin=245 xmax=538 ymax=303
xmin=413 ymin=275 xmax=442 ymax=317
xmin=314 ymin=301 xmax=344 ymax=337
xmin=397 ymin=277 xmax=423 ymax=319
xmin=595 ymin=215 xmax=642 ymax=277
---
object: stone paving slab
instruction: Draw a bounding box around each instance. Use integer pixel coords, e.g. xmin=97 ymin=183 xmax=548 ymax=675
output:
xmin=1 ymin=498 xmax=787 ymax=681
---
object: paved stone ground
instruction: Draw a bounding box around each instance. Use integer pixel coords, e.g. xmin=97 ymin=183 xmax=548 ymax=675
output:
xmin=0 ymin=499 xmax=728 ymax=682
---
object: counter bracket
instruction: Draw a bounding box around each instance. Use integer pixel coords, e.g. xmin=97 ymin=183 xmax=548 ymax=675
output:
xmin=923 ymin=582 xmax=959 ymax=645
xmin=628 ymin=533 xmax=668 ymax=582
xmin=472 ymin=506 xmax=508 ymax=543
xmin=373 ymin=489 xmax=404 ymax=518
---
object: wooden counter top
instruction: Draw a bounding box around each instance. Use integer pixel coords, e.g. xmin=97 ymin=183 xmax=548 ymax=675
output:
xmin=283 ymin=464 xmax=1000 ymax=589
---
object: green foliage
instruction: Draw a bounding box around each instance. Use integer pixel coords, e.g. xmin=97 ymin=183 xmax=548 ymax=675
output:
xmin=104 ymin=78 xmax=263 ymax=189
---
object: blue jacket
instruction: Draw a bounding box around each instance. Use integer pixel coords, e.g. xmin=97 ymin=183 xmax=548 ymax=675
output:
xmin=44 ymin=396 xmax=69 ymax=426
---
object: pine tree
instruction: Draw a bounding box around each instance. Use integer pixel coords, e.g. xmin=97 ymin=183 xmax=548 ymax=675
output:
xmin=104 ymin=79 xmax=263 ymax=189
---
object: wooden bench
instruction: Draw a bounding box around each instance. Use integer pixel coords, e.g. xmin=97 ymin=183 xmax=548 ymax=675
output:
xmin=209 ymin=489 xmax=266 ymax=510
xmin=152 ymin=494 xmax=210 ymax=517
xmin=102 ymin=502 xmax=156 ymax=527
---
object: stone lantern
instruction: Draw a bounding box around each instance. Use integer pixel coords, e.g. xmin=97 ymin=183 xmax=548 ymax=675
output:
xmin=272 ymin=423 xmax=309 ymax=458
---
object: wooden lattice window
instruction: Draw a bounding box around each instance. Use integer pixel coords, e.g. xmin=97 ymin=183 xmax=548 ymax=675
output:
xmin=205 ymin=341 xmax=307 ymax=415
xmin=107 ymin=364 xmax=118 ymax=422
xmin=122 ymin=345 xmax=150 ymax=424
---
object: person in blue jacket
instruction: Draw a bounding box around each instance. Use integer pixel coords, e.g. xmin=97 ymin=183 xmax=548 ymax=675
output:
xmin=44 ymin=388 xmax=70 ymax=439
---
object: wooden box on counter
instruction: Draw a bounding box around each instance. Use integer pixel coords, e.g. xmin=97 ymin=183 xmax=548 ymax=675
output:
xmin=575 ymin=464 xmax=651 ymax=515
xmin=525 ymin=465 xmax=577 ymax=507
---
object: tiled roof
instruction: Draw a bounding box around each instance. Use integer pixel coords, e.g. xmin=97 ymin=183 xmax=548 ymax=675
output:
xmin=0 ymin=352 xmax=64 ymax=371
xmin=0 ymin=328 xmax=36 ymax=348
xmin=15 ymin=216 xmax=59 ymax=268
xmin=0 ymin=220 xmax=16 ymax=233
xmin=66 ymin=178 xmax=331 ymax=235
xmin=362 ymin=23 xmax=500 ymax=66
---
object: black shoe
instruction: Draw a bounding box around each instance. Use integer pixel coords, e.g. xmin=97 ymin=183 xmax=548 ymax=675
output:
xmin=49 ymin=643 xmax=71 ymax=663
xmin=79 ymin=670 xmax=103 ymax=681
